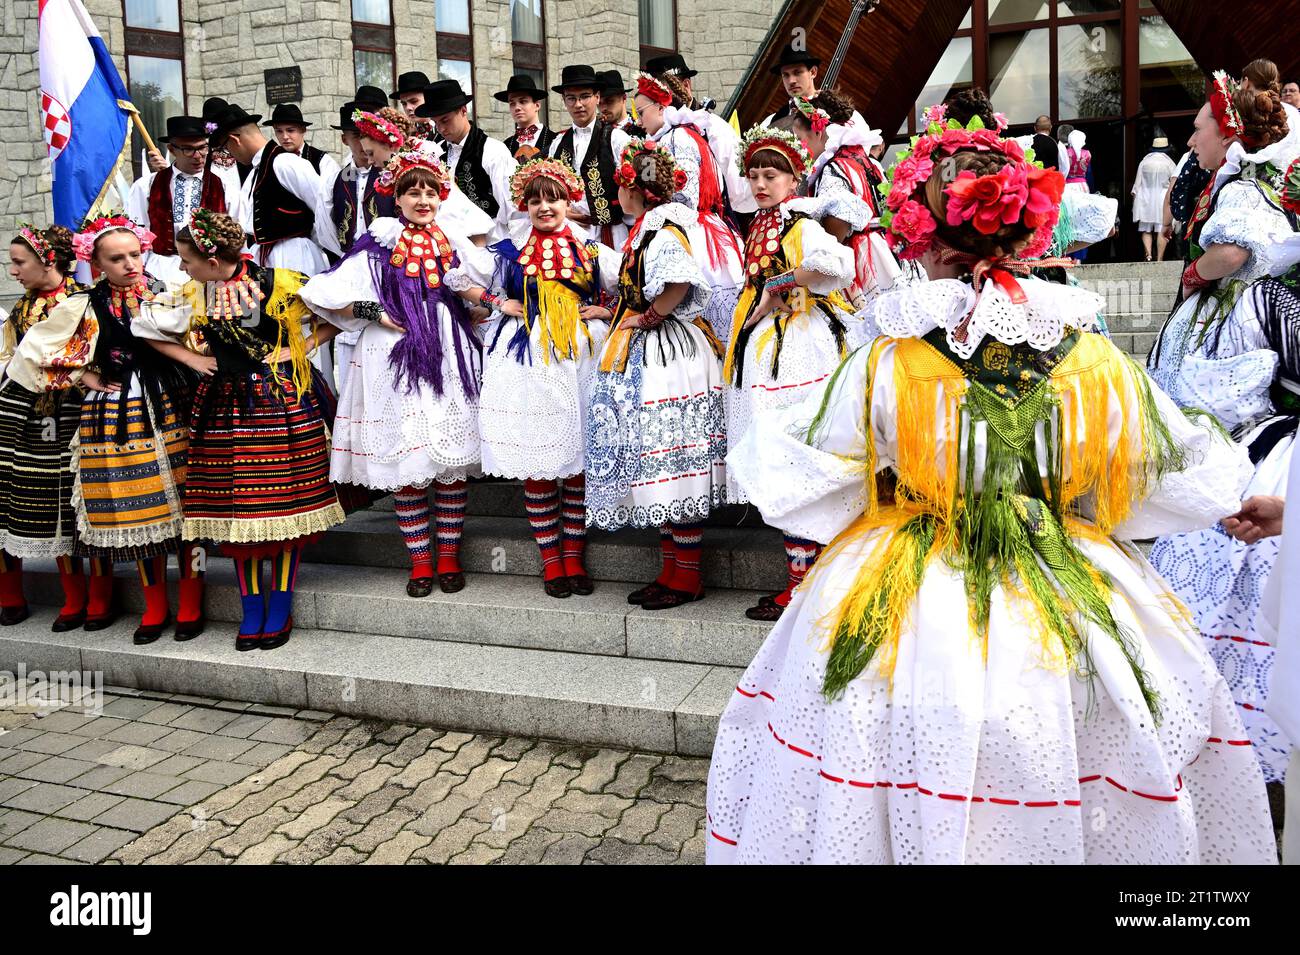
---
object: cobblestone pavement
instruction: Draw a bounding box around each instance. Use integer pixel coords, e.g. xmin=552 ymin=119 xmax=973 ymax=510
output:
xmin=0 ymin=683 xmax=708 ymax=864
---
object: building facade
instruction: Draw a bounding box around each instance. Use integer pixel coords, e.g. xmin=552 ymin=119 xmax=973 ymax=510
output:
xmin=1 ymin=0 xmax=779 ymax=296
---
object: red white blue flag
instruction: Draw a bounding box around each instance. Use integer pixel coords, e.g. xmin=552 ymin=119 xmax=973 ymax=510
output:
xmin=39 ymin=0 xmax=136 ymax=227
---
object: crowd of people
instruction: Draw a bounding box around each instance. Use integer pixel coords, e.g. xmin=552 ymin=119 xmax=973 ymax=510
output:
xmin=4 ymin=41 xmax=1300 ymax=864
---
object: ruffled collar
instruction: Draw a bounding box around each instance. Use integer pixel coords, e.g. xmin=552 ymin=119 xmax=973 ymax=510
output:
xmin=810 ymin=119 xmax=883 ymax=180
xmin=652 ymin=105 xmax=712 ymax=142
xmin=627 ymin=202 xmax=697 ymax=252
xmin=870 ymin=277 xmax=1105 ymax=360
xmin=1215 ymin=102 xmax=1300 ymax=195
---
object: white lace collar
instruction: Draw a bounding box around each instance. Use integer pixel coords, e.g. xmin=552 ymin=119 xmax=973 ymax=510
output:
xmin=654 ymin=105 xmax=711 ymax=142
xmin=810 ymin=119 xmax=883 ymax=180
xmin=870 ymin=276 xmax=1106 ymax=360
xmin=1216 ymin=102 xmax=1300 ymax=194
xmin=629 ymin=202 xmax=697 ymax=251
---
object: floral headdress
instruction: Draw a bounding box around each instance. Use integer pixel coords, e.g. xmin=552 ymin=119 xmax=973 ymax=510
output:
xmin=635 ymin=73 xmax=673 ymax=109
xmin=71 ymin=214 xmax=155 ymax=262
xmin=1282 ymin=156 xmax=1300 ymax=216
xmin=186 ymin=207 xmax=222 ymax=256
xmin=14 ymin=223 xmax=56 ymax=267
xmin=353 ymin=109 xmax=405 ymax=149
xmin=375 ymin=148 xmax=451 ymax=199
xmin=878 ymin=111 xmax=1065 ymax=262
xmin=1208 ymin=70 xmax=1254 ymax=148
xmin=614 ymin=139 xmax=688 ymax=205
xmin=736 ymin=125 xmax=813 ymax=178
xmin=792 ymin=98 xmax=830 ymax=135
xmin=509 ymin=157 xmax=584 ymax=211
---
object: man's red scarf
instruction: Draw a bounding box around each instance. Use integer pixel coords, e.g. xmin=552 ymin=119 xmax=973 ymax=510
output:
xmin=147 ymin=166 xmax=227 ymax=256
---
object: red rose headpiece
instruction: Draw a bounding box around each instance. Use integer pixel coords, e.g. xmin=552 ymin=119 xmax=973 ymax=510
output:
xmin=614 ymin=139 xmax=688 ymax=206
xmin=635 ymin=73 xmax=673 ymax=109
xmin=354 ymin=109 xmax=406 ymax=149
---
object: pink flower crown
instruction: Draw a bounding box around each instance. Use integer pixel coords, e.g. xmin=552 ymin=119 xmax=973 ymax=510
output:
xmin=353 ymin=109 xmax=406 ymax=149
xmin=375 ymin=149 xmax=451 ymax=199
xmin=878 ymin=112 xmax=1064 ymax=261
xmin=510 ymin=157 xmax=584 ymax=210
xmin=614 ymin=139 xmax=688 ymax=204
xmin=15 ymin=223 xmax=56 ymax=267
xmin=71 ymin=215 xmax=155 ymax=262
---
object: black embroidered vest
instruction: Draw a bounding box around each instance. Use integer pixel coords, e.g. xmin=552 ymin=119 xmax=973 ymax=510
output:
xmin=331 ymin=165 xmax=379 ymax=253
xmin=453 ymin=125 xmax=502 ymax=219
xmin=554 ymin=122 xmax=620 ymax=227
xmin=299 ymin=143 xmax=326 ymax=174
xmin=250 ymin=143 xmax=314 ymax=245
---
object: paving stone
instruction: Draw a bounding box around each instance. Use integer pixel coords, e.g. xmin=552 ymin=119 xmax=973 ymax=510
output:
xmin=137 ymin=702 xmax=196 ymax=725
xmin=5 ymin=817 xmax=97 ymax=854
xmin=294 ymin=710 xmax=334 ymax=722
xmin=211 ymin=806 xmax=293 ymax=858
xmin=569 ymin=749 xmax=629 ymax=793
xmin=98 ymin=745 xmax=171 ymax=771
xmin=65 ymin=716 xmax=131 ymax=739
xmin=103 ymin=721 xmax=177 ymax=747
xmin=182 ymin=760 xmax=256 ymax=786
xmin=18 ymin=710 xmax=94 ymax=734
xmin=100 ymin=697 xmax=166 ymax=720
xmin=4 ymin=782 xmax=86 ymax=814
xmin=145 ymin=820 xmax=235 ymax=864
xmin=603 ymin=753 xmax=662 ymax=798
xmin=342 ymin=804 xmax=420 ymax=853
xmin=277 ymin=797 xmax=354 ymax=840
xmin=231 ymin=741 xmax=292 ymax=767
xmin=65 ymin=765 xmax=133 ymax=791
xmin=390 ymin=745 xmax=459 ymax=789
xmin=156 ymin=780 xmax=225 ymax=806
xmin=212 ymin=700 xmax=254 ymax=714
xmin=382 ymin=727 xmax=442 ymax=766
xmin=449 ymin=840 xmax=508 ymax=865
xmin=93 ymin=797 xmax=180 ymax=833
xmin=551 ymin=790 xmax=635 ymax=820
xmin=298 ymin=718 xmax=362 ymax=754
xmin=246 ymin=704 xmax=299 ymax=718
xmin=168 ymin=709 xmax=241 ymax=734
xmin=646 ymin=802 xmax=703 ymax=852
xmin=0 ymin=750 xmax=50 ymax=775
xmin=56 ymin=791 xmax=126 ymax=823
xmin=15 ymin=756 xmax=99 ymax=785
xmin=277 ymin=815 xmax=364 ymax=864
xmin=61 ymin=738 xmax=123 ymax=763
xmin=63 ymin=826 xmax=139 ymax=863
xmin=490 ymin=737 xmax=535 ymax=762
xmin=213 ymin=713 xmax=273 ymax=740
xmin=374 ymin=724 xmax=418 ymax=746
xmin=652 ymin=755 xmax=711 ymax=783
xmin=233 ymin=832 xmax=295 ymax=864
xmin=103 ymin=772 xmax=185 ymax=800
xmin=0 ymin=776 xmax=37 ymax=804
xmin=317 ymin=845 xmax=367 ymax=865
xmin=366 ymin=829 xmax=433 ymax=864
xmin=13 ymin=731 xmax=85 ymax=756
xmin=539 ymin=831 xmax=600 ymax=864
xmin=0 ymin=808 xmax=43 ymax=840
xmin=0 ymin=846 xmax=29 ymax=864
xmin=151 ymin=728 xmax=208 ymax=752
xmin=147 ymin=754 xmax=206 ymax=777
xmin=417 ymin=815 xmax=490 ymax=863
xmin=180 ymin=735 xmax=259 ymax=762
xmin=605 ymin=799 xmax=671 ymax=844
xmin=640 ymin=774 xmax=706 ymax=808
xmin=496 ymin=826 xmax=565 ymax=864
xmin=585 ymin=837 xmax=679 ymax=865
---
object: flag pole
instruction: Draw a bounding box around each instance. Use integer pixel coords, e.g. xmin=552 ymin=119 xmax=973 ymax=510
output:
xmin=128 ymin=108 xmax=158 ymax=155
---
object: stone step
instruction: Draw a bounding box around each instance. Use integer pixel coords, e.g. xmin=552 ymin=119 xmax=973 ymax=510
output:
xmin=309 ymin=510 xmax=789 ymax=592
xmin=0 ymin=605 xmax=738 ymax=756
xmin=1074 ymin=261 xmax=1183 ymax=281
xmin=16 ymin=559 xmax=776 ymax=669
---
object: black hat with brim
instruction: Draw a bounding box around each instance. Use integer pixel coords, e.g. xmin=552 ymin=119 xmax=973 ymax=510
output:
xmin=413 ymin=79 xmax=473 ymax=118
xmin=770 ymin=45 xmax=822 ymax=75
xmin=494 ymin=74 xmax=548 ymax=103
xmin=354 ymin=85 xmax=388 ymax=110
xmin=160 ymin=115 xmax=209 ymax=143
xmin=208 ymin=104 xmax=262 ymax=145
xmin=263 ymin=103 xmax=311 ymax=128
xmin=330 ymin=101 xmax=359 ymax=131
xmin=200 ymin=97 xmax=229 ymax=123
xmin=645 ymin=53 xmax=698 ymax=79
xmin=597 ymin=70 xmax=633 ymax=95
xmin=391 ymin=71 xmax=432 ymax=99
xmin=552 ymin=64 xmax=601 ymax=94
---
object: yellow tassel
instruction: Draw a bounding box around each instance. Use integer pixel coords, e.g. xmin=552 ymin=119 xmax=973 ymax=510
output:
xmin=599 ymin=326 xmax=634 ymax=374
xmin=722 ymin=283 xmax=757 ymax=382
xmin=525 ymin=277 xmax=591 ymax=366
xmin=264 ymin=270 xmax=315 ymax=397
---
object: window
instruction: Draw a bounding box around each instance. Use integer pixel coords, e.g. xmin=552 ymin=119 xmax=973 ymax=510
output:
xmin=639 ymin=0 xmax=676 ymax=64
xmin=437 ymin=0 xmax=474 ymax=115
xmin=1057 ymin=20 xmax=1121 ymax=120
xmin=914 ymin=37 xmax=974 ymax=124
xmin=352 ymin=0 xmax=395 ymax=92
xmin=122 ymin=0 xmax=185 ymax=168
xmin=1139 ymin=14 xmax=1202 ymax=116
xmin=510 ymin=0 xmax=546 ymax=121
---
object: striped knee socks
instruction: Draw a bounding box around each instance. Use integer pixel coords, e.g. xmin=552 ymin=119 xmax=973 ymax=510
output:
xmin=668 ymin=523 xmax=704 ymax=595
xmin=524 ymin=479 xmax=565 ymax=581
xmin=433 ymin=479 xmax=468 ymax=576
xmin=393 ymin=486 xmax=433 ymax=580
xmin=778 ymin=536 xmax=821 ymax=607
xmin=560 ymin=475 xmax=587 ymax=578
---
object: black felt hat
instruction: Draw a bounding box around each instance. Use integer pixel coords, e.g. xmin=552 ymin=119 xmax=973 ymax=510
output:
xmin=353 ymin=85 xmax=388 ymax=110
xmin=331 ymin=101 xmax=360 ymax=131
xmin=413 ymin=79 xmax=473 ymax=117
xmin=159 ymin=115 xmax=208 ymax=143
xmin=200 ymin=97 xmax=229 ymax=123
xmin=390 ymin=71 xmax=431 ymax=99
xmin=494 ymin=74 xmax=548 ymax=103
xmin=262 ymin=103 xmax=312 ymax=128
xmin=208 ymin=104 xmax=262 ymax=146
xmin=644 ymin=53 xmax=698 ymax=79
xmin=552 ymin=64 xmax=601 ymax=93
xmin=597 ymin=70 xmax=633 ymax=95
xmin=770 ymin=44 xmax=822 ymax=75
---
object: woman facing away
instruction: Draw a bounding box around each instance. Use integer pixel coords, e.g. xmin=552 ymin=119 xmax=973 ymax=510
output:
xmin=706 ymin=115 xmax=1276 ymax=864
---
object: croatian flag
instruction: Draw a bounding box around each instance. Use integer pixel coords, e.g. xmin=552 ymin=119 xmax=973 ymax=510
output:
xmin=39 ymin=0 xmax=136 ymax=228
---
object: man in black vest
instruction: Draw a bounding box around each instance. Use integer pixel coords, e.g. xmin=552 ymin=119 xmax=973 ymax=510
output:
xmin=328 ymin=101 xmax=381 ymax=253
xmin=1032 ymin=115 xmax=1060 ymax=171
xmin=497 ymin=74 xmax=557 ymax=161
xmin=548 ymin=64 xmax=631 ymax=247
xmin=264 ymin=103 xmax=342 ymax=188
xmin=415 ymin=79 xmax=517 ymax=241
xmin=210 ymin=104 xmax=340 ymax=275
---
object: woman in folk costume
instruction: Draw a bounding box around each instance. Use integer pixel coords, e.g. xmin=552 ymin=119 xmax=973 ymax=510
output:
xmin=447 ymin=158 xmax=618 ymax=598
xmin=632 ymin=73 xmax=745 ymax=343
xmin=301 ymin=150 xmax=482 ymax=598
xmin=0 ymin=225 xmax=86 ymax=629
xmin=723 ymin=126 xmax=860 ymax=622
xmin=353 ymin=108 xmax=495 ymax=244
xmin=12 ymin=217 xmax=207 ymax=643
xmin=137 ymin=210 xmax=344 ymax=651
xmin=587 ymin=140 xmax=725 ymax=610
xmin=707 ymin=123 xmax=1277 ymax=865
xmin=1145 ymin=159 xmax=1300 ymax=783
xmin=790 ymin=92 xmax=903 ymax=306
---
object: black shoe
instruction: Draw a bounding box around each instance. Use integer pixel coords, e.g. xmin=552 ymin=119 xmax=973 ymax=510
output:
xmin=642 ymin=588 xmax=705 ymax=611
xmin=406 ymin=576 xmax=435 ymax=598
xmin=83 ymin=610 xmax=119 ymax=632
xmin=0 ymin=605 xmax=30 ymax=626
xmin=567 ymin=574 xmax=595 ymax=596
xmin=174 ymin=616 xmax=205 ymax=641
xmin=260 ymin=616 xmax=293 ymax=651
xmin=627 ymin=582 xmax=668 ymax=605
xmin=744 ymin=601 xmax=785 ymax=622
xmin=133 ymin=614 xmax=170 ymax=645
xmin=438 ymin=571 xmax=466 ymax=594
xmin=51 ymin=610 xmax=85 ymax=633
xmin=235 ymin=632 xmax=261 ymax=652
xmin=543 ymin=577 xmax=572 ymax=599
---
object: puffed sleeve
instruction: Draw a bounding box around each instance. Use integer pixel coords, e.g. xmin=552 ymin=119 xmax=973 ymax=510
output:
xmin=131 ymin=285 xmax=195 ymax=344
xmin=727 ymin=342 xmax=894 ymax=544
xmin=1201 ymin=180 xmax=1289 ymax=268
xmin=644 ymin=229 xmax=711 ymax=320
xmin=592 ymin=242 xmax=621 ymax=296
xmin=811 ymin=172 xmax=872 ymax=232
xmin=444 ymin=242 xmax=498 ymax=293
xmin=438 ymin=183 xmax=497 ymax=240
xmin=5 ymin=293 xmax=100 ymax=392
xmin=299 ymin=251 xmax=381 ymax=333
xmin=797 ymin=217 xmax=855 ymax=295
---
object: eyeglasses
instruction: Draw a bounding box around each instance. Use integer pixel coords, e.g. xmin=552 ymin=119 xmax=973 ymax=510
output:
xmin=170 ymin=143 xmax=209 ymax=157
xmin=563 ymin=92 xmax=598 ymax=106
